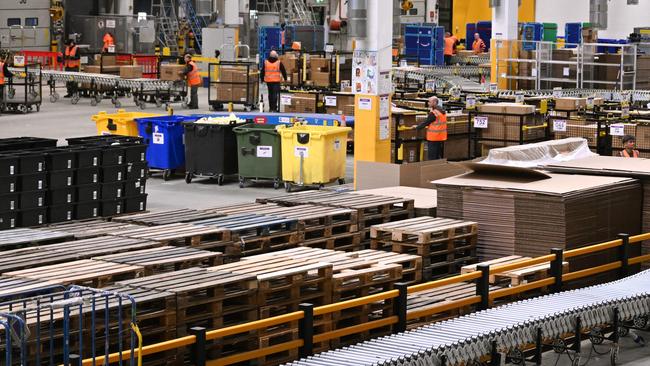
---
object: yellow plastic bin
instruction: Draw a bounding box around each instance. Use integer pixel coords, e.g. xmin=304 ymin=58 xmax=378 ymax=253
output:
xmin=277 ymin=124 xmax=351 ymax=191
xmin=92 ymin=109 xmax=163 ymax=136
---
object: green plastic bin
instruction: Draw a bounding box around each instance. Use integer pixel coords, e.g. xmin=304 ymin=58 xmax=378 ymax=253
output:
xmin=233 ymin=123 xmax=282 ymax=188
xmin=542 ymin=23 xmax=558 ymax=42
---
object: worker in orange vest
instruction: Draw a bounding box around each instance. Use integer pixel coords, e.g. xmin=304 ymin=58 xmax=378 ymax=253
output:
xmin=102 ymin=32 xmax=115 ymax=53
xmin=62 ymin=39 xmax=81 ymax=97
xmin=416 ymin=96 xmax=447 ymax=160
xmin=620 ymin=135 xmax=640 ymax=158
xmin=472 ymin=33 xmax=486 ymax=54
xmin=260 ymin=50 xmax=287 ymax=112
xmin=183 ymin=53 xmax=202 ymax=109
xmin=444 ymin=32 xmax=458 ymax=65
xmin=0 ymin=54 xmax=14 ymax=103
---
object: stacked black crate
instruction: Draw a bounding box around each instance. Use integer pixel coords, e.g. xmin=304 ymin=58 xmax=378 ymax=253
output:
xmin=45 ymin=148 xmax=76 ymax=224
xmin=0 ymin=154 xmax=19 ymax=229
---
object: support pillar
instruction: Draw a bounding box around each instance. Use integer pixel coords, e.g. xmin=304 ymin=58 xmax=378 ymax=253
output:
xmin=491 ymin=0 xmax=520 ymax=88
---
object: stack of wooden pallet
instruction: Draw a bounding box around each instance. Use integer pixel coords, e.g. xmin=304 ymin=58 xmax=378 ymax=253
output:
xmin=112 ymin=208 xmax=225 ymax=226
xmin=39 ymin=219 xmax=145 ymax=239
xmin=205 ymin=202 xmax=362 ymax=251
xmin=370 ymin=217 xmax=478 ymax=280
xmin=0 ymin=227 xmax=73 ymax=250
xmin=95 ymin=246 xmax=222 ymax=275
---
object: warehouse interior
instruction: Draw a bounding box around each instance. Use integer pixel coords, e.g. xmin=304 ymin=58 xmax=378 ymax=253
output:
xmin=2 ymin=0 xmax=650 ymax=366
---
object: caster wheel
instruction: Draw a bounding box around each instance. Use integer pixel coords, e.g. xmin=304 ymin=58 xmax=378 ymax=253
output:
xmin=95 ymin=95 xmax=102 ymax=103
xmin=18 ymin=105 xmax=27 ymax=114
xmin=572 ymin=356 xmax=581 ymax=366
xmin=36 ymin=105 xmax=40 ymax=112
xmin=162 ymin=170 xmax=171 ymax=181
xmin=114 ymin=100 xmax=122 ymax=108
xmin=634 ymin=316 xmax=648 ymax=329
xmin=155 ymin=98 xmax=163 ymax=108
xmin=507 ymin=349 xmax=524 ymax=365
xmin=239 ymin=181 xmax=245 ymax=188
xmin=139 ymin=102 xmax=146 ymax=110
xmin=71 ymin=95 xmax=80 ymax=105
xmin=553 ymin=339 xmax=566 ymax=353
xmin=318 ymin=184 xmax=325 ymax=190
xmin=90 ymin=98 xmax=98 ymax=106
xmin=8 ymin=89 xmax=15 ymax=99
xmin=217 ymin=175 xmax=225 ymax=186
xmin=185 ymin=173 xmax=193 ymax=184
xmin=273 ymin=180 xmax=280 ymax=190
xmin=618 ymin=327 xmax=629 ymax=337
xmin=610 ymin=347 xmax=619 ymax=366
xmin=590 ymin=328 xmax=604 ymax=345
xmin=285 ymin=182 xmax=292 ymax=192
xmin=338 ymin=178 xmax=346 ymax=185
xmin=50 ymin=93 xmax=59 ymax=103
xmin=182 ymin=101 xmax=189 ymax=109
xmin=244 ymin=105 xmax=252 ymax=112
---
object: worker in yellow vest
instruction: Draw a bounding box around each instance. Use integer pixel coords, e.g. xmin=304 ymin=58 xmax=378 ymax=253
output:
xmin=620 ymin=135 xmax=640 ymax=158
xmin=416 ymin=96 xmax=448 ymax=160
xmin=260 ymin=50 xmax=287 ymax=112
xmin=183 ymin=54 xmax=202 ymax=109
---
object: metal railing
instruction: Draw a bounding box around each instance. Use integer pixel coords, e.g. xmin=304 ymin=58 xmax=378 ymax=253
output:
xmin=76 ymin=232 xmax=650 ymax=366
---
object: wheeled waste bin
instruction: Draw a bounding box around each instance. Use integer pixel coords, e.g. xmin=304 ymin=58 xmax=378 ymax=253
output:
xmin=183 ymin=116 xmax=247 ymax=185
xmin=92 ymin=110 xmax=162 ymax=137
xmin=233 ymin=123 xmax=282 ymax=189
xmin=277 ymin=124 xmax=351 ymax=192
xmin=135 ymin=115 xmax=190 ymax=180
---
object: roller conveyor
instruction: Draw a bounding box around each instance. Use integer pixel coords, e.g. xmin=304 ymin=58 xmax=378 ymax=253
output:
xmin=393 ymin=66 xmax=487 ymax=93
xmin=283 ymin=270 xmax=650 ymax=366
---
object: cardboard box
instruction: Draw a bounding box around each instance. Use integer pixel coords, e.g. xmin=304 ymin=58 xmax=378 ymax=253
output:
xmin=101 ymin=55 xmax=117 ymax=66
xmin=83 ymin=65 xmax=102 ymax=74
xmin=582 ymin=28 xmax=598 ymax=43
xmin=355 ymin=160 xmax=469 ymax=190
xmin=219 ymin=68 xmax=233 ymax=82
xmin=119 ymin=65 xmax=143 ymax=79
xmin=160 ymin=64 xmax=185 ymax=81
xmin=310 ymin=57 xmax=330 ymax=72
xmin=210 ymin=85 xmax=232 ymax=101
xmin=555 ymin=97 xmax=587 ymax=111
xmin=101 ymin=65 xmax=121 ymax=74
xmin=478 ymin=103 xmax=535 ymax=115
xmin=280 ymin=54 xmax=300 ymax=74
xmin=311 ymin=71 xmax=330 ymax=87
xmin=445 ymin=136 xmax=470 ymax=161
xmin=457 ymin=50 xmax=475 ymax=57
xmin=232 ymin=82 xmax=259 ymax=103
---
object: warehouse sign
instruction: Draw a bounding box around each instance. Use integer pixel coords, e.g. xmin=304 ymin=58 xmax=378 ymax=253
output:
xmin=324 ymin=96 xmax=337 ymax=107
xmin=294 ymin=146 xmax=309 ymax=158
xmin=280 ymin=95 xmax=292 ymax=106
xmin=473 ymin=116 xmax=489 ymax=129
xmin=553 ymin=120 xmax=567 ymax=132
xmin=256 ymin=146 xmax=272 ymax=158
xmin=610 ymin=124 xmax=625 ymax=136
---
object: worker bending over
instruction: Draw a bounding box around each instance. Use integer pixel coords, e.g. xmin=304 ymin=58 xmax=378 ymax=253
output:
xmin=472 ymin=33 xmax=486 ymax=54
xmin=183 ymin=53 xmax=201 ymax=109
xmin=260 ymin=50 xmax=287 ymax=113
xmin=0 ymin=55 xmax=13 ymax=101
xmin=444 ymin=32 xmax=458 ymax=65
xmin=62 ymin=39 xmax=80 ymax=97
xmin=416 ymin=96 xmax=448 ymax=160
xmin=620 ymin=135 xmax=640 ymax=158
xmin=102 ymin=32 xmax=115 ymax=53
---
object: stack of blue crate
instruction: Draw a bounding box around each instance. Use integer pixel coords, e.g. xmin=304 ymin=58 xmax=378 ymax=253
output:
xmin=565 ymin=22 xmax=582 ymax=48
xmin=522 ymin=22 xmax=544 ymax=51
xmin=404 ymin=24 xmax=445 ymax=66
xmin=258 ymin=26 xmax=282 ymax=69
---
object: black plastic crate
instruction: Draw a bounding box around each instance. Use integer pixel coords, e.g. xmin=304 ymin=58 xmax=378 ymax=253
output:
xmin=77 ymin=184 xmax=101 ymax=202
xmin=124 ymin=194 xmax=147 ymax=213
xmin=48 ymin=204 xmax=74 ymax=223
xmin=0 ymin=137 xmax=57 ymax=152
xmin=48 ymin=187 xmax=76 ymax=205
xmin=0 ymin=211 xmax=17 ymax=229
xmin=101 ymin=199 xmax=125 ymax=216
xmin=0 ymin=193 xmax=18 ymax=212
xmin=0 ymin=176 xmax=18 ymax=194
xmin=126 ymin=162 xmax=148 ymax=180
xmin=76 ymin=167 xmax=100 ymax=185
xmin=19 ymin=207 xmax=47 ymax=227
xmin=13 ymin=151 xmax=47 ymax=174
xmin=122 ymin=143 xmax=147 ymax=163
xmin=124 ymin=179 xmax=146 ymax=197
xmin=101 ymin=181 xmax=125 ymax=200
xmin=20 ymin=173 xmax=48 ymax=191
xmin=66 ymin=135 xmax=143 ymax=146
xmin=101 ymin=146 xmax=126 ymax=166
xmin=45 ymin=149 xmax=76 ymax=170
xmin=20 ymin=190 xmax=47 ymax=209
xmin=101 ymin=165 xmax=126 ymax=183
xmin=71 ymin=146 xmax=102 ymax=168
xmin=48 ymin=170 xmax=75 ymax=189
xmin=75 ymin=201 xmax=100 ymax=220
xmin=0 ymin=154 xmax=19 ymax=176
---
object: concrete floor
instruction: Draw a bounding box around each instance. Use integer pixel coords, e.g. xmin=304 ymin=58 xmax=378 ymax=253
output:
xmin=2 ymin=87 xmax=649 ymax=365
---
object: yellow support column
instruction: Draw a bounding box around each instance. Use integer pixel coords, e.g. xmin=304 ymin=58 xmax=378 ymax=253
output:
xmin=353 ymin=94 xmax=392 ymax=188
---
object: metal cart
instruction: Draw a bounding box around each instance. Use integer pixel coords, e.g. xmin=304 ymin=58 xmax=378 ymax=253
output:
xmin=2 ymin=63 xmax=42 ymax=114
xmin=208 ymin=60 xmax=259 ymax=112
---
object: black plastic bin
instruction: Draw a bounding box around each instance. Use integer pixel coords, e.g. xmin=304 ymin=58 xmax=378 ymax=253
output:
xmin=75 ymin=201 xmax=100 ymax=219
xmin=0 ymin=212 xmax=17 ymax=229
xmin=0 ymin=193 xmax=18 ymax=212
xmin=183 ymin=120 xmax=246 ymax=185
xmin=45 ymin=149 xmax=76 ymax=170
xmin=125 ymin=179 xmax=146 ymax=196
xmin=70 ymin=146 xmax=102 ymax=168
xmin=125 ymin=194 xmax=147 ymax=213
xmin=76 ymin=167 xmax=100 ymax=185
xmin=0 ymin=154 xmax=19 ymax=176
xmin=19 ymin=207 xmax=47 ymax=226
xmin=20 ymin=173 xmax=47 ymax=191
xmin=20 ymin=191 xmax=46 ymax=209
xmin=49 ymin=187 xmax=76 ymax=205
xmin=0 ymin=176 xmax=18 ymax=193
xmin=0 ymin=137 xmax=57 ymax=152
xmin=77 ymin=184 xmax=101 ymax=202
xmin=49 ymin=204 xmax=74 ymax=223
xmin=49 ymin=170 xmax=75 ymax=189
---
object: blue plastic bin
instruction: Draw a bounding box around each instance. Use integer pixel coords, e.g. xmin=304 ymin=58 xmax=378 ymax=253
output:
xmin=135 ymin=115 xmax=197 ymax=172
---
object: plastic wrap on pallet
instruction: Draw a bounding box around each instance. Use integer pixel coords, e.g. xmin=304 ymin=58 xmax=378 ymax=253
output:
xmin=479 ymin=138 xmax=597 ymax=168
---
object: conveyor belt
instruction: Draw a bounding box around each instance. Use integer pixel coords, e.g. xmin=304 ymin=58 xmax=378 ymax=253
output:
xmin=393 ymin=66 xmax=487 ymax=92
xmin=498 ymin=89 xmax=650 ymax=102
xmin=284 ymin=269 xmax=650 ymax=366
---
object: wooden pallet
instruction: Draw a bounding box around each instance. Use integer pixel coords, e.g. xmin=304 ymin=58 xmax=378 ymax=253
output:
xmin=370 ymin=217 xmax=477 ymax=244
xmin=95 ymin=247 xmax=222 ymax=275
xmin=354 ymin=250 xmax=423 ymax=285
xmin=111 ymin=223 xmax=229 ymax=251
xmin=5 ymin=259 xmax=144 ymax=287
xmin=0 ymin=276 xmax=60 ymax=301
xmin=0 ymin=228 xmax=74 ymax=250
xmin=300 ymin=232 xmax=363 ymax=251
xmin=461 ymin=256 xmax=569 ymax=287
xmin=0 ymin=237 xmax=164 ymax=274
xmin=40 ymin=219 xmax=144 ymax=239
xmin=112 ymin=208 xmax=225 ymax=226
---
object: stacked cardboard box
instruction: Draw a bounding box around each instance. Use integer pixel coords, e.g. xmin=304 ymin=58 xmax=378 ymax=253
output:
xmin=160 ymin=64 xmax=186 ymax=81
xmin=637 ymin=56 xmax=650 ymax=90
xmin=310 ymin=57 xmax=331 ymax=87
xmin=119 ymin=65 xmax=143 ymax=79
xmin=280 ymin=53 xmax=301 ymax=86
xmin=434 ymin=166 xmax=641 ymax=279
xmin=476 ymin=103 xmax=545 ymax=144
xmin=282 ymin=93 xmax=317 ymax=113
xmin=324 ymin=94 xmax=355 ymax=116
xmin=210 ymin=66 xmax=260 ymax=103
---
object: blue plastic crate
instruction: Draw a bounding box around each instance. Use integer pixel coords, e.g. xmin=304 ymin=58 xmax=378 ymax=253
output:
xmin=418 ymin=56 xmax=435 ymax=66
xmin=434 ymin=49 xmax=445 ymax=65
xmin=258 ymin=26 xmax=282 ymax=68
xmin=476 ymin=21 xmax=492 ymax=51
xmin=418 ymin=48 xmax=434 ymax=58
xmin=135 ymin=115 xmax=198 ymax=170
xmin=405 ymin=34 xmax=419 ymax=49
xmin=433 ymin=26 xmax=445 ymax=49
xmin=565 ymin=22 xmax=582 ymax=45
xmin=522 ymin=23 xmax=543 ymax=51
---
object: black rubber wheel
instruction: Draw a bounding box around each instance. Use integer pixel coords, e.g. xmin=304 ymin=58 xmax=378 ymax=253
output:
xmin=618 ymin=327 xmax=629 ymax=337
xmin=610 ymin=347 xmax=618 ymax=366
xmin=590 ymin=328 xmax=604 ymax=345
xmin=185 ymin=173 xmax=193 ymax=184
xmin=91 ymin=98 xmax=98 ymax=106
xmin=273 ymin=180 xmax=280 ymax=190
xmin=217 ymin=175 xmax=224 ymax=186
xmin=318 ymin=184 xmax=325 ymax=190
xmin=238 ymin=176 xmax=245 ymax=188
xmin=285 ymin=182 xmax=292 ymax=192
xmin=338 ymin=178 xmax=346 ymax=185
xmin=162 ymin=170 xmax=171 ymax=181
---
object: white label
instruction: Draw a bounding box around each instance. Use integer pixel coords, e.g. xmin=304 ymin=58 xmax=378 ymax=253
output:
xmin=118 ymin=156 xmax=123 ymax=164
xmin=279 ymin=117 xmax=290 ymax=123
xmin=621 ymin=107 xmax=630 ymax=119
xmin=425 ymin=80 xmax=436 ymax=91
xmin=140 ymin=186 xmax=145 ymax=194
xmin=399 ymin=60 xmax=408 ymax=67
xmin=586 ymin=97 xmax=595 ymax=109
xmin=13 ymin=55 xmax=25 ymax=67
xmin=153 ymin=132 xmax=164 ymax=144
xmin=93 ymin=174 xmax=98 ymax=183
xmin=10 ymin=201 xmax=14 ymax=210
xmin=489 ymin=83 xmax=498 ymax=94
xmin=380 ymin=96 xmax=390 ymax=119
xmin=358 ymin=98 xmax=372 ymax=110
xmin=93 ymin=191 xmax=98 ymax=200
xmin=93 ymin=157 xmax=98 ymax=166
xmin=38 ymin=215 xmax=43 ymax=225
xmin=281 ymin=95 xmax=292 ymax=106
xmin=610 ymin=124 xmax=625 ymax=136
xmin=67 ymin=176 xmax=72 ymax=186
xmin=325 ymin=44 xmax=334 ymax=53
xmin=140 ymin=169 xmax=145 ymax=178
xmin=140 ymin=152 xmax=145 ymax=161
xmin=67 ymin=211 xmax=72 ymax=220
xmin=10 ymin=218 xmax=15 ymax=227
xmin=38 ymin=162 xmax=43 ymax=171
xmin=10 ymin=183 xmax=14 ymax=192
xmin=106 ymin=19 xmax=116 ymax=28
xmin=324 ymin=96 xmax=337 ymax=107
xmin=117 ymin=172 xmax=122 ymax=181
xmin=515 ymin=93 xmax=525 ymax=104
xmin=474 ymin=116 xmax=489 ymax=129
xmin=256 ymin=146 xmax=273 ymax=158
xmin=466 ymin=96 xmax=476 ymax=109
xmin=138 ymin=12 xmax=148 ymax=21
xmin=108 ymin=45 xmax=116 ymax=53
xmin=93 ymin=208 xmax=98 ymax=217
xmin=135 ymin=181 xmax=141 ymax=188
xmin=294 ymin=146 xmax=309 ymax=158
xmin=563 ymin=67 xmax=570 ymax=76
xmin=118 ymin=188 xmax=122 ymax=198
xmin=334 ymin=140 xmax=341 ymax=151
xmin=38 ymin=180 xmax=43 ymax=190
xmin=67 ymin=160 xmax=72 ymax=169
xmin=67 ymin=193 xmax=72 ymax=202
xmin=553 ymin=88 xmax=563 ymax=98
xmin=531 ymin=68 xmax=537 ymax=77
xmin=379 ymin=118 xmax=390 ymax=140
xmin=140 ymin=202 xmax=145 ymax=210
xmin=9 ymin=166 xmax=14 ymax=175
xmin=38 ymin=197 xmax=43 ymax=206
xmin=81 ymin=56 xmax=89 ymax=64
xmin=553 ymin=120 xmax=567 ymax=132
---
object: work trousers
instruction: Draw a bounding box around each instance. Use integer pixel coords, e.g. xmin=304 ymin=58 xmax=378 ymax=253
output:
xmin=267 ymin=82 xmax=281 ymax=112
xmin=426 ymin=140 xmax=444 ymax=160
xmin=189 ymin=85 xmax=199 ymax=109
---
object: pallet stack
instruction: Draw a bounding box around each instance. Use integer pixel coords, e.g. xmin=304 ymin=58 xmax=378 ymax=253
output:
xmin=370 ymin=217 xmax=478 ymax=280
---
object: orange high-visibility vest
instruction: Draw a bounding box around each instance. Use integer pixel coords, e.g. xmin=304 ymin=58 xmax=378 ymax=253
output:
xmin=187 ymin=61 xmax=201 ymax=86
xmin=621 ymin=149 xmax=640 ymax=158
xmin=264 ymin=60 xmax=282 ymax=83
xmin=472 ymin=39 xmax=486 ymax=54
xmin=102 ymin=33 xmax=115 ymax=52
xmin=0 ymin=62 xmax=4 ymax=85
xmin=426 ymin=109 xmax=448 ymax=142
xmin=64 ymin=45 xmax=80 ymax=69
xmin=444 ymin=37 xmax=456 ymax=56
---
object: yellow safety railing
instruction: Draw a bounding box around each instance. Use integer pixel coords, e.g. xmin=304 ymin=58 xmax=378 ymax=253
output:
xmin=76 ymin=232 xmax=650 ymax=366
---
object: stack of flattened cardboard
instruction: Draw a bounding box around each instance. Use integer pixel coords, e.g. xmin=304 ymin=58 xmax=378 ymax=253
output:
xmin=545 ymin=156 xmax=650 ymax=266
xmin=434 ymin=164 xmax=641 ymax=276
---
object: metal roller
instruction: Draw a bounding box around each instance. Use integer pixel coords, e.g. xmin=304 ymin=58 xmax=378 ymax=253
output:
xmin=284 ymin=270 xmax=650 ymax=366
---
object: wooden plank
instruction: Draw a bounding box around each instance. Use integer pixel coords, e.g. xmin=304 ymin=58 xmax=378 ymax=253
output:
xmin=5 ymin=259 xmax=144 ymax=287
xmin=0 ymin=228 xmax=74 ymax=250
xmin=40 ymin=219 xmax=144 ymax=239
xmin=112 ymin=209 xmax=225 ymax=226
